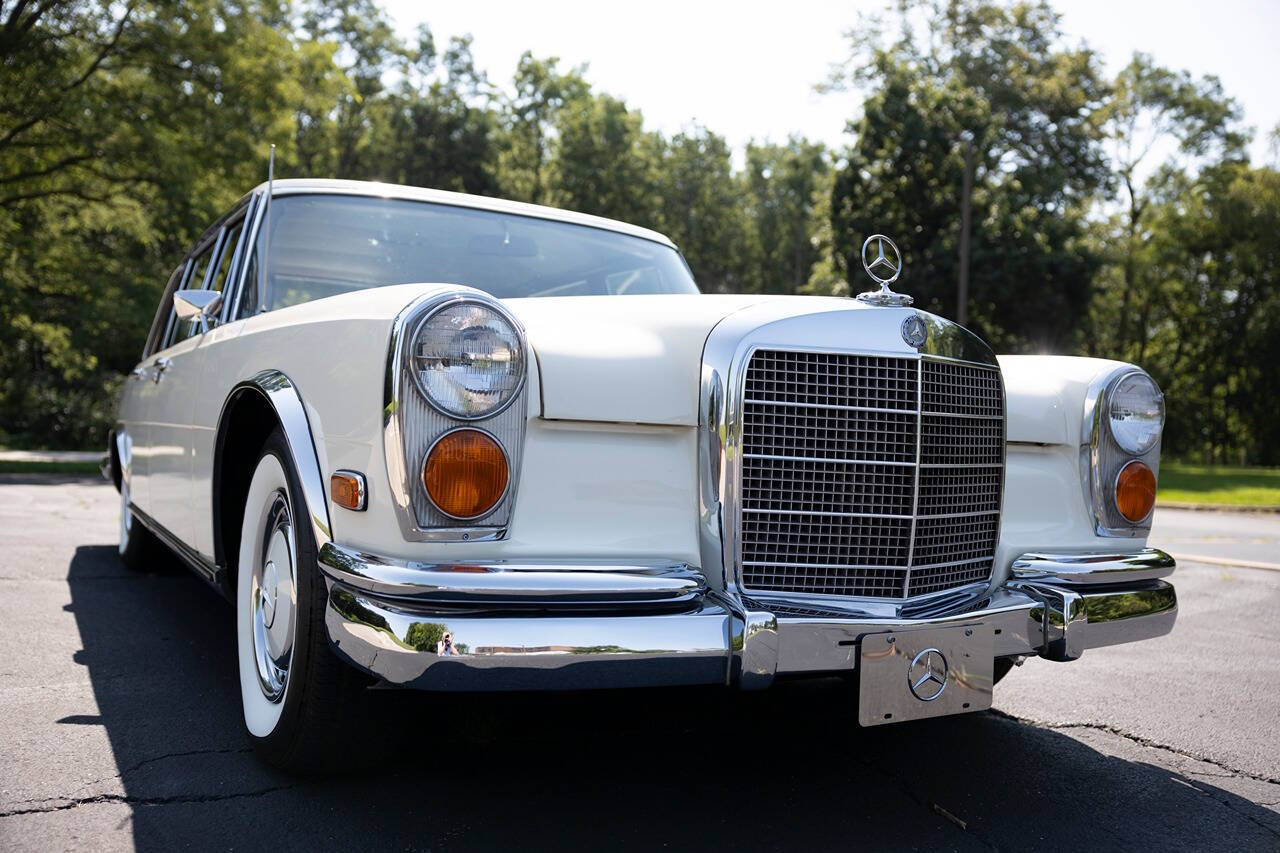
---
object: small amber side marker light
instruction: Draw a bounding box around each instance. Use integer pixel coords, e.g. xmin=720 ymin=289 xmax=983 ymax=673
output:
xmin=423 ymin=429 xmax=508 ymax=519
xmin=330 ymin=470 xmax=367 ymax=511
xmin=1115 ymin=460 xmax=1156 ymax=523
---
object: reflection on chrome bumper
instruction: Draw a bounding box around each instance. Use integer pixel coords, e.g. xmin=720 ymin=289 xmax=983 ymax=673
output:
xmin=319 ymin=543 xmax=1177 ymax=692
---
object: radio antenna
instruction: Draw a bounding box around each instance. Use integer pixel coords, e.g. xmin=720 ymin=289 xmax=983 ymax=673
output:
xmin=258 ymin=144 xmax=274 ymax=314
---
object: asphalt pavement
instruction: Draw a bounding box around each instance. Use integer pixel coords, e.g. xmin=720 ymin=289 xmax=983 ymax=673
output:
xmin=1 ymin=476 xmax=1277 ymax=852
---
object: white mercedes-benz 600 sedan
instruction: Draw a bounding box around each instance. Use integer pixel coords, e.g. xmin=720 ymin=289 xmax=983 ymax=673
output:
xmin=108 ymin=179 xmax=1176 ymax=770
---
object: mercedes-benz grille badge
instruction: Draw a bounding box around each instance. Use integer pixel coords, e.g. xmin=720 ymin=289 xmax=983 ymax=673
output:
xmin=901 ymin=314 xmax=928 ymax=348
xmin=857 ymin=234 xmax=914 ymax=307
xmin=908 ymin=648 xmax=949 ymax=702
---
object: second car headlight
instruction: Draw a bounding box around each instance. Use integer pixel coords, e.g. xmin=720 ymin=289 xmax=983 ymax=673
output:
xmin=1108 ymin=372 xmax=1165 ymax=454
xmin=411 ymin=301 xmax=525 ymax=418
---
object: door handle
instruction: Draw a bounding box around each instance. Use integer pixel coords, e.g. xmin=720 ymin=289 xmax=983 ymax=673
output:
xmin=153 ymin=357 xmax=173 ymax=383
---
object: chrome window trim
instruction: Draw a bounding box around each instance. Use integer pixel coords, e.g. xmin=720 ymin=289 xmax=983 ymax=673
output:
xmin=383 ymin=288 xmax=529 ymax=543
xmin=228 ymin=190 xmax=268 ymax=321
xmin=1080 ymin=365 xmax=1162 ymax=537
xmin=142 ymin=262 xmax=190 ymax=359
xmin=208 ymin=199 xmax=255 ymax=327
xmin=698 ymin=302 xmax=1005 ymax=616
xmin=404 ymin=299 xmax=528 ymax=421
xmin=418 ymin=425 xmax=513 ymax=521
xmin=158 ymin=230 xmax=221 ymax=353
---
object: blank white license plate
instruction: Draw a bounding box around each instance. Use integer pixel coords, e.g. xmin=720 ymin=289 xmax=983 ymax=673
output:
xmin=857 ymin=623 xmax=994 ymax=727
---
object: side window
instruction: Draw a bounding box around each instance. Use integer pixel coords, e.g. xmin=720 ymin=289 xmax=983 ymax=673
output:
xmin=208 ymin=220 xmax=244 ymax=297
xmin=237 ymin=245 xmax=259 ymax=319
xmin=143 ymin=263 xmax=188 ymax=358
xmin=162 ymin=244 xmax=214 ymax=349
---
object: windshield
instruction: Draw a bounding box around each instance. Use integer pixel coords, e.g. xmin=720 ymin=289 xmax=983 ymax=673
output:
xmin=254 ymin=194 xmax=698 ymax=310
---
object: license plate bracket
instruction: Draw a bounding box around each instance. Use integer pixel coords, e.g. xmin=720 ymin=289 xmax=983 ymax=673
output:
xmin=857 ymin=623 xmax=994 ymax=726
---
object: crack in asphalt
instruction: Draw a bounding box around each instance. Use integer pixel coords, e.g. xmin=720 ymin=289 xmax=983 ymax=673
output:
xmin=4 ymin=746 xmax=262 ymax=815
xmin=1173 ymin=777 xmax=1280 ymax=841
xmin=55 ymin=747 xmax=257 ymax=803
xmin=990 ymin=709 xmax=1280 ymax=786
xmin=850 ymin=747 xmax=998 ymax=850
xmin=0 ymin=783 xmax=301 ymax=819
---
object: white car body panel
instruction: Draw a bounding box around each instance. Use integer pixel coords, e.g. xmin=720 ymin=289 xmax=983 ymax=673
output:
xmin=110 ymin=179 xmax=1180 ymax=712
xmin=157 ymin=283 xmax=1148 ymax=584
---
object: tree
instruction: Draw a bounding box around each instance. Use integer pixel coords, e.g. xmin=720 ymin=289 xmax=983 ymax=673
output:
xmin=822 ymin=0 xmax=1109 ymax=350
xmin=499 ymin=53 xmax=589 ymax=204
xmin=742 ymin=138 xmax=830 ymax=294
xmin=548 ymin=93 xmax=663 ymax=227
xmin=1088 ymin=54 xmax=1246 ymax=361
xmin=370 ymin=35 xmax=502 ymax=194
xmin=654 ymin=126 xmax=751 ymax=292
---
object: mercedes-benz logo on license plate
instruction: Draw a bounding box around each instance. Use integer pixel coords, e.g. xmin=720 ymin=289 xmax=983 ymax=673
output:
xmin=908 ymin=648 xmax=949 ymax=701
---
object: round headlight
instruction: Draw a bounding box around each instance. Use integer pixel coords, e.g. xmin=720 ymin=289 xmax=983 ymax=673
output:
xmin=411 ymin=301 xmax=525 ymax=418
xmin=1108 ymin=372 xmax=1164 ymax=454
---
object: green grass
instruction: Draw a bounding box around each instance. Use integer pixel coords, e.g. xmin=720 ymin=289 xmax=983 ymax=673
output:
xmin=1158 ymin=462 xmax=1280 ymax=507
xmin=0 ymin=460 xmax=102 ymax=476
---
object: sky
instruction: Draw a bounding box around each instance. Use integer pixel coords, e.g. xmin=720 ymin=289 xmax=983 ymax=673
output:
xmin=381 ymin=0 xmax=1280 ymax=167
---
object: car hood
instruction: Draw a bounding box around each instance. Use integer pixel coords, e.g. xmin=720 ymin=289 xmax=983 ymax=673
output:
xmin=501 ymin=294 xmax=778 ymax=425
xmin=503 ymin=293 xmax=905 ymax=426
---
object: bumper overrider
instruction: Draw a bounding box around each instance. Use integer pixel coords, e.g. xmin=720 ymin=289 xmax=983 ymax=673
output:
xmin=319 ymin=543 xmax=1176 ymax=694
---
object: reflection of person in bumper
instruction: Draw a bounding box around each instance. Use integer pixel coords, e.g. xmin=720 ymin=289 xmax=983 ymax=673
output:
xmin=436 ymin=632 xmax=458 ymax=656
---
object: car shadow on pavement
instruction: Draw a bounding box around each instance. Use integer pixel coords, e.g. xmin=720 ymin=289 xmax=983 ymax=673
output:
xmin=65 ymin=543 xmax=1279 ymax=852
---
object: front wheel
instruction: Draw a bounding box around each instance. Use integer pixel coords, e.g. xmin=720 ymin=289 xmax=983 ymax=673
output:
xmin=236 ymin=428 xmax=366 ymax=771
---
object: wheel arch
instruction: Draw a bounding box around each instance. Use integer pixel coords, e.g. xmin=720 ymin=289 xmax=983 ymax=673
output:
xmin=213 ymin=370 xmax=333 ymax=595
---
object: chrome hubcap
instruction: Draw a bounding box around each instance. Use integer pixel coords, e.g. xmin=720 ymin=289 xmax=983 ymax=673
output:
xmin=251 ymin=492 xmax=296 ymax=703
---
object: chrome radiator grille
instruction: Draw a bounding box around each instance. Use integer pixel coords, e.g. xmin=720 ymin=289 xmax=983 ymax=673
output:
xmin=739 ymin=350 xmax=1004 ymax=599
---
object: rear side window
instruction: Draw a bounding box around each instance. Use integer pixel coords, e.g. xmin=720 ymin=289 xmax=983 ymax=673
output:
xmin=144 ymin=263 xmax=188 ymax=358
xmin=209 ymin=220 xmax=244 ymax=296
xmin=162 ymin=245 xmax=214 ymax=349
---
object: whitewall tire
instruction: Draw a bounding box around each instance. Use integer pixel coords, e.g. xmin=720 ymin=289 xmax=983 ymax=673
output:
xmin=235 ymin=428 xmax=367 ymax=771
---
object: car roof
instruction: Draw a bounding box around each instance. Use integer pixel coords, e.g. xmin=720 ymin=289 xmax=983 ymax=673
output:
xmin=248 ymin=179 xmax=678 ymax=249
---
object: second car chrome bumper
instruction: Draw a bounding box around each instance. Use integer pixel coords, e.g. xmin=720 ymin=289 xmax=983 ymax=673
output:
xmin=319 ymin=543 xmax=1177 ymax=692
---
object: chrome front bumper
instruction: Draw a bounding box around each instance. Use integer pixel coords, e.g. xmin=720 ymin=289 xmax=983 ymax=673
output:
xmin=319 ymin=543 xmax=1177 ymax=692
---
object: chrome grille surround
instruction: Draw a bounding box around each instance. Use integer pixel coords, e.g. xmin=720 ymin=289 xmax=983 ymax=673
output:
xmin=697 ymin=303 xmax=1005 ymax=614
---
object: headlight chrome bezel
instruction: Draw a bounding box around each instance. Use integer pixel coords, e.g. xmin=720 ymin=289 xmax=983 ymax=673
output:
xmin=382 ymin=288 xmax=529 ymax=543
xmin=1082 ymin=366 xmax=1165 ymax=537
xmin=408 ymin=299 xmax=527 ymax=421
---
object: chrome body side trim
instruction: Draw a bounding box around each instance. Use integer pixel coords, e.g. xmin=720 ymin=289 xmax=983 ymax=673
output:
xmin=217 ymin=370 xmax=333 ymax=550
xmin=321 ymin=546 xmax=1177 ymax=691
xmin=382 ymin=288 xmax=529 ymax=542
xmin=129 ymin=502 xmax=221 ymax=585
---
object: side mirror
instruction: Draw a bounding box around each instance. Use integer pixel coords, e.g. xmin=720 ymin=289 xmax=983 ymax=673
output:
xmin=173 ymin=290 xmax=224 ymax=334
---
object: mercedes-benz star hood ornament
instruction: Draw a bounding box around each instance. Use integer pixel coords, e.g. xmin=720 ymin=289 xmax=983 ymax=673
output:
xmin=857 ymin=234 xmax=913 ymax=307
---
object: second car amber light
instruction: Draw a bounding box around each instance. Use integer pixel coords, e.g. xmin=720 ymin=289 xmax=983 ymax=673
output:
xmin=422 ymin=429 xmax=509 ymax=519
xmin=1115 ymin=460 xmax=1157 ymax=522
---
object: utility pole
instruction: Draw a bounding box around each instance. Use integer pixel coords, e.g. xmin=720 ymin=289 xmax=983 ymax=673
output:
xmin=957 ymin=134 xmax=975 ymax=327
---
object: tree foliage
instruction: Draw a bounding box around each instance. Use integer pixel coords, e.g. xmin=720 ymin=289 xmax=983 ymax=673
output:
xmin=0 ymin=0 xmax=1275 ymax=463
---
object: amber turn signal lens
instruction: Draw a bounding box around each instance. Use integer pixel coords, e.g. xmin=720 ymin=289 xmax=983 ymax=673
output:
xmin=423 ymin=429 xmax=508 ymax=519
xmin=1115 ymin=460 xmax=1156 ymax=522
xmin=330 ymin=471 xmax=366 ymax=511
